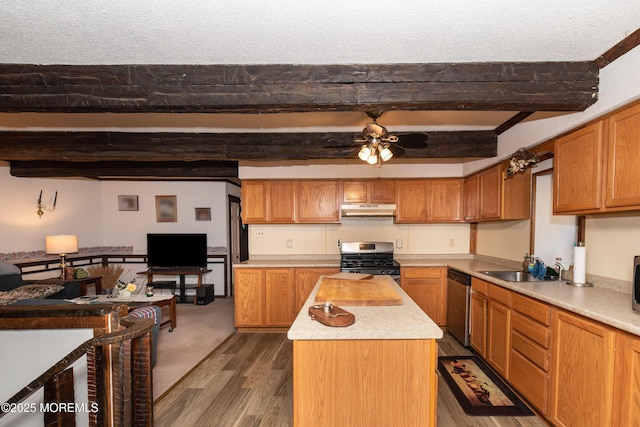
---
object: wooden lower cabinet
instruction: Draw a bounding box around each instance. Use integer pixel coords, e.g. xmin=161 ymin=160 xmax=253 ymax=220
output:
xmin=612 ymin=331 xmax=640 ymax=426
xmin=509 ymin=293 xmax=552 ymax=415
xmin=293 ymin=267 xmax=339 ymax=313
xmin=469 ymin=278 xmax=488 ymax=358
xmin=234 ymin=267 xmax=295 ymax=330
xmin=550 ymin=309 xmax=616 ymax=427
xmin=400 ymin=267 xmax=446 ymax=325
xmin=486 ymin=284 xmax=511 ymax=380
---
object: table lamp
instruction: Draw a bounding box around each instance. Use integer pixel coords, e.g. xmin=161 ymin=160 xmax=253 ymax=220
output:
xmin=45 ymin=235 xmax=78 ymax=275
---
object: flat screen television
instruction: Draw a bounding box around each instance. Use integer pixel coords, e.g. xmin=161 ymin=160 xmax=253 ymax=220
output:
xmin=146 ymin=233 xmax=208 ymax=269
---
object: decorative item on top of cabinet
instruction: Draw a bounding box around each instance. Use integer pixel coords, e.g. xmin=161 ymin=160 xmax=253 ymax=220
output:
xmin=400 ymin=267 xmax=446 ymax=325
xmin=342 ymin=180 xmax=395 ymax=204
xmin=553 ymin=121 xmax=605 ymax=214
xmin=550 ymin=309 xmax=616 ymax=427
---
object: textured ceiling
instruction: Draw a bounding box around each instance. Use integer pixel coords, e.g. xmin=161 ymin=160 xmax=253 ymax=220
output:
xmin=0 ymin=1 xmax=638 ymax=136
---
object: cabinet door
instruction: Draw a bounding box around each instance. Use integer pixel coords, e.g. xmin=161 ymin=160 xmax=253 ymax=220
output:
xmin=241 ymin=180 xmax=268 ymax=223
xmin=297 ymin=180 xmax=341 ymax=223
xmin=502 ymin=168 xmax=531 ymax=220
xmin=487 ymin=299 xmax=510 ymax=379
xmin=294 ymin=268 xmax=340 ymax=313
xmin=395 ymin=180 xmax=428 ymax=223
xmin=428 ymin=179 xmax=463 ymax=222
xmin=550 ymin=310 xmax=616 ymax=427
xmin=553 ymin=121 xmax=604 ymax=214
xmin=464 ymin=174 xmax=480 ymax=221
xmin=612 ymin=332 xmax=640 ymax=426
xmin=400 ymin=267 xmax=445 ymax=324
xmin=234 ymin=268 xmax=264 ymax=327
xmin=269 ymin=181 xmax=296 ymax=223
xmin=479 ymin=164 xmax=502 ymax=220
xmin=469 ymin=291 xmax=487 ymax=357
xmin=369 ymin=180 xmax=396 ymax=204
xmin=342 ymin=180 xmax=368 ymax=204
xmin=605 ymin=102 xmax=640 ymax=209
xmin=264 ymin=268 xmax=295 ymax=327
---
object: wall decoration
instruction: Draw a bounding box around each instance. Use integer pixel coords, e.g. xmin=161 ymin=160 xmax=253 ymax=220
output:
xmin=156 ymin=195 xmax=177 ymax=222
xmin=195 ymin=207 xmax=211 ymax=221
xmin=118 ymin=195 xmax=139 ymax=211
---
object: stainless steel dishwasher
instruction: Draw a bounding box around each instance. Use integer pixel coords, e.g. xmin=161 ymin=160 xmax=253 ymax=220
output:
xmin=446 ymin=269 xmax=471 ymax=346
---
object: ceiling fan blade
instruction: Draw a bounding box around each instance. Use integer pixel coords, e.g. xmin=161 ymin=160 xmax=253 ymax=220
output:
xmin=393 ymin=132 xmax=429 ymax=148
xmin=389 ymin=143 xmax=406 ymax=157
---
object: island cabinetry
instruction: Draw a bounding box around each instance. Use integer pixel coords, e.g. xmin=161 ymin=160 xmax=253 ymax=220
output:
xmin=293 ymin=267 xmax=340 ymax=313
xmin=342 ymin=179 xmax=395 ymax=204
xmin=553 ymin=121 xmax=605 ymax=214
xmin=469 ymin=277 xmax=488 ymax=357
xmin=486 ymin=283 xmax=511 ymax=379
xmin=234 ymin=267 xmax=295 ymax=330
xmin=509 ymin=293 xmax=552 ymax=415
xmin=549 ymin=309 xmax=616 ymax=427
xmin=400 ymin=266 xmax=446 ymax=325
xmin=612 ymin=331 xmax=640 ymax=425
xmin=296 ymin=180 xmax=341 ymax=223
xmin=293 ymin=339 xmax=437 ymax=426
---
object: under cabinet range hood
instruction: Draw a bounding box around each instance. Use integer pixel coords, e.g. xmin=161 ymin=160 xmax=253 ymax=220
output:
xmin=341 ymin=204 xmax=397 ymax=217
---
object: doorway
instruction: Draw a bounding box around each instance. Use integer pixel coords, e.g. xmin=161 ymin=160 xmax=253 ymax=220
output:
xmin=228 ymin=195 xmax=248 ymax=296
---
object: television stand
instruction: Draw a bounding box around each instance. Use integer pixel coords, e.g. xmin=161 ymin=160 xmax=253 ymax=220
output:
xmin=140 ymin=268 xmax=211 ymax=305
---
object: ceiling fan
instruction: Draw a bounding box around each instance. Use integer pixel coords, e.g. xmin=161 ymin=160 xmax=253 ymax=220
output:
xmin=328 ymin=111 xmax=429 ymax=166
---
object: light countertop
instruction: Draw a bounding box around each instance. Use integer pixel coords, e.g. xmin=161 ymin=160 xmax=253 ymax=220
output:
xmin=287 ymin=275 xmax=443 ymax=341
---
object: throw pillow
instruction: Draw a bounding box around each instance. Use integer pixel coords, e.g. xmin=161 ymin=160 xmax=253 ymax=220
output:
xmin=7 ymin=283 xmax=65 ymax=301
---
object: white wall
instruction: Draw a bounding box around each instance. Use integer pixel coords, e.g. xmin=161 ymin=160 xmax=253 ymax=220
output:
xmin=0 ymin=162 xmax=104 ymax=254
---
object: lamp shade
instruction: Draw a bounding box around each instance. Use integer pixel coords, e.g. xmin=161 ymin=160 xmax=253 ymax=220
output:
xmin=46 ymin=235 xmax=78 ymax=255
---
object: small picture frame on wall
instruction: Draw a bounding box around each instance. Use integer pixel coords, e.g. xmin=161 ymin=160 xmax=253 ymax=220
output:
xmin=156 ymin=195 xmax=177 ymax=222
xmin=118 ymin=195 xmax=139 ymax=211
xmin=195 ymin=207 xmax=211 ymax=221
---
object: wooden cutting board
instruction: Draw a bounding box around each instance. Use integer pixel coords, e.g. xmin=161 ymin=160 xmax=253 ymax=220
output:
xmin=326 ymin=272 xmax=374 ymax=280
xmin=314 ymin=277 xmax=403 ymax=306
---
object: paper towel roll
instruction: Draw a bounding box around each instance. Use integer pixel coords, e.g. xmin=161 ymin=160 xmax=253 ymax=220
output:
xmin=573 ymin=245 xmax=587 ymax=284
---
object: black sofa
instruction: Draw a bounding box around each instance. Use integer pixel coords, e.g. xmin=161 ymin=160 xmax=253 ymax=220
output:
xmin=0 ymin=261 xmax=80 ymax=304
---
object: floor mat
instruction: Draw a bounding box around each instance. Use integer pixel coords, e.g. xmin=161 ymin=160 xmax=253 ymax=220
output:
xmin=438 ymin=356 xmax=534 ymax=416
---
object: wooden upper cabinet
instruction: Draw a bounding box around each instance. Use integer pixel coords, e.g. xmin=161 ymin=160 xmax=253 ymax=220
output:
xmin=269 ymin=180 xmax=296 ymax=223
xmin=297 ymin=180 xmax=341 ymax=223
xmin=428 ymin=179 xmax=463 ymax=222
xmin=342 ymin=180 xmax=395 ymax=204
xmin=241 ymin=180 xmax=269 ymax=223
xmin=464 ymin=173 xmax=480 ymax=221
xmin=502 ymin=168 xmax=531 ymax=220
xmin=479 ymin=164 xmax=503 ymax=220
xmin=395 ymin=180 xmax=428 ymax=223
xmin=553 ymin=121 xmax=604 ymax=214
xmin=605 ymin=102 xmax=640 ymax=210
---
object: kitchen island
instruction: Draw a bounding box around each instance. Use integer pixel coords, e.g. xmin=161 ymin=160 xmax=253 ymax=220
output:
xmin=287 ymin=275 xmax=442 ymax=427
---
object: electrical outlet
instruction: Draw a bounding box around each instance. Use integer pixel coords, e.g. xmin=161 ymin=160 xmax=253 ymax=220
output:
xmin=286 ymin=239 xmax=293 ymax=248
xmin=396 ymin=239 xmax=403 ymax=249
xmin=449 ymin=238 xmax=455 ymax=247
xmin=256 ymin=231 xmax=265 ymax=237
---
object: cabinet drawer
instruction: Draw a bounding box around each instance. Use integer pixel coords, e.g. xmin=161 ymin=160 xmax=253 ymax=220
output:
xmin=471 ymin=277 xmax=488 ymax=296
xmin=402 ymin=267 xmax=442 ymax=279
xmin=512 ymin=312 xmax=551 ymax=349
xmin=510 ymin=348 xmax=550 ymax=415
xmin=512 ymin=293 xmax=551 ymax=325
xmin=488 ymin=283 xmax=511 ymax=306
xmin=512 ymin=329 xmax=550 ymax=370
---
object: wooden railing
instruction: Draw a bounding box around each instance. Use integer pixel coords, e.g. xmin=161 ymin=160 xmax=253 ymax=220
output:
xmin=0 ymin=304 xmax=155 ymax=426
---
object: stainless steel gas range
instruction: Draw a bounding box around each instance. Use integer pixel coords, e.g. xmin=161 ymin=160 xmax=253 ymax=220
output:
xmin=339 ymin=241 xmax=400 ymax=282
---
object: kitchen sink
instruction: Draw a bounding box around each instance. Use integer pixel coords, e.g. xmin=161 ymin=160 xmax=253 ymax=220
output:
xmin=480 ymin=270 xmax=545 ymax=282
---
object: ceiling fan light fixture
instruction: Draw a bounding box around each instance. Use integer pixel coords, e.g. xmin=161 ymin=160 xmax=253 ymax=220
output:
xmin=358 ymin=145 xmax=371 ymax=161
xmin=366 ymin=153 xmax=378 ymax=165
xmin=380 ymin=145 xmax=393 ymax=161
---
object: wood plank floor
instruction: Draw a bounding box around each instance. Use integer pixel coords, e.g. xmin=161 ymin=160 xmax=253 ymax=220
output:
xmin=154 ymin=331 xmax=549 ymax=426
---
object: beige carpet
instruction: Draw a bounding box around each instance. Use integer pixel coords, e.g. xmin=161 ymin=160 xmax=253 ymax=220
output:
xmin=152 ymin=296 xmax=236 ymax=399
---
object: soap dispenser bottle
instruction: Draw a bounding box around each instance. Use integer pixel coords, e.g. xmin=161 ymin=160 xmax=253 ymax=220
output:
xmin=522 ymin=254 xmax=530 ymax=272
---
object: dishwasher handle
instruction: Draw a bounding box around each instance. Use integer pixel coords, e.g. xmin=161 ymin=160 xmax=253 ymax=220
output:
xmin=447 ymin=269 xmax=471 ymax=286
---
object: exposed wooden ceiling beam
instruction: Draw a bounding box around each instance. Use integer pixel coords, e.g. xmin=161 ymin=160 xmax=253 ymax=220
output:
xmin=0 ymin=130 xmax=497 ymax=162
xmin=595 ymin=28 xmax=640 ymax=68
xmin=494 ymin=111 xmax=535 ymax=135
xmin=0 ymin=62 xmax=598 ymax=113
xmin=9 ymin=160 xmax=238 ymax=180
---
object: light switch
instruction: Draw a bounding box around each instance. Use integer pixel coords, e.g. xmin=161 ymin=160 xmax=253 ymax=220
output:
xmin=286 ymin=239 xmax=293 ymax=248
xmin=396 ymin=239 xmax=403 ymax=249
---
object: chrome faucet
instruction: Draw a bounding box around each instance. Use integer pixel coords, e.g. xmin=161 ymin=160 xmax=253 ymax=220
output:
xmin=555 ymin=258 xmax=566 ymax=282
